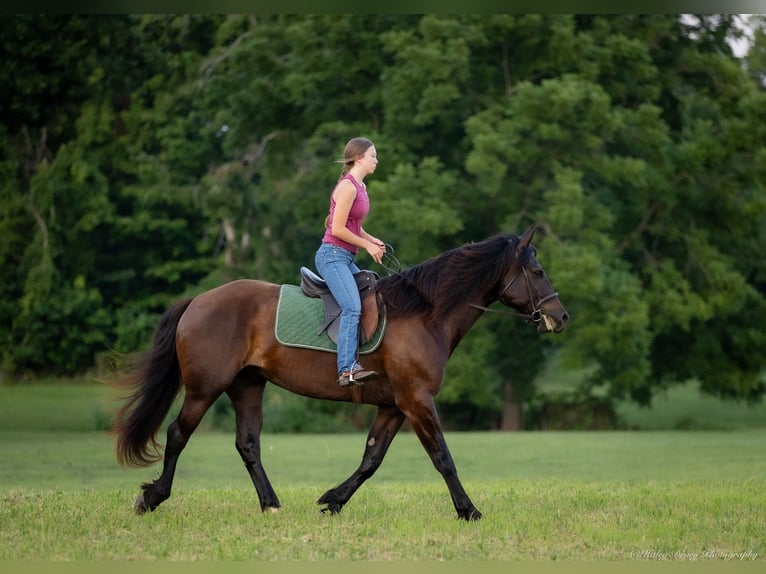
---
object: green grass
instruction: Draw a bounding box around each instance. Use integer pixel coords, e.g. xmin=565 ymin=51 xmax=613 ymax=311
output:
xmin=1 ymin=479 xmax=763 ymax=560
xmin=1 ymin=430 xmax=765 ymax=560
xmin=1 ymin=383 xmax=765 ymax=560
xmin=536 ymin=364 xmax=766 ymax=431
xmin=0 ymin=382 xmax=115 ymax=432
xmin=3 ymin=379 xmax=766 ymax=433
xmin=2 ymin=429 xmax=766 ymax=492
xmin=616 ymin=382 xmax=766 ymax=430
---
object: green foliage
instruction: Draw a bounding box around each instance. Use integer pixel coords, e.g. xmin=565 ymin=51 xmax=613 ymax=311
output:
xmin=11 ymin=275 xmax=111 ymax=374
xmin=1 ymin=14 xmax=764 ymax=426
xmin=373 ymin=157 xmax=463 ymax=263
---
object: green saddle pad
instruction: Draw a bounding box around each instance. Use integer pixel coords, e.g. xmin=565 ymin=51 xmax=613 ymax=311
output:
xmin=274 ymin=284 xmax=386 ymax=354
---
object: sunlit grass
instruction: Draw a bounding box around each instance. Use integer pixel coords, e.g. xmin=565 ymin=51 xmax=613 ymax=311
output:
xmin=1 ymin=479 xmax=763 ymax=560
xmin=2 ymin=430 xmax=766 ymax=493
xmin=1 ymin=382 xmax=765 ymax=560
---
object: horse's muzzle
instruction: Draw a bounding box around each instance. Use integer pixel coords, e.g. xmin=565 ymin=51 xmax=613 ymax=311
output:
xmin=538 ymin=308 xmax=569 ymax=333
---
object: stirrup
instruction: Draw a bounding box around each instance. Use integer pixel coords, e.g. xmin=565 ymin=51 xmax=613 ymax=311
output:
xmin=338 ymin=367 xmax=378 ymax=387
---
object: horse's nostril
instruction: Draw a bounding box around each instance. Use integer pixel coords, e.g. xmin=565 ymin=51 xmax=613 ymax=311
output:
xmin=562 ymin=312 xmax=570 ymax=324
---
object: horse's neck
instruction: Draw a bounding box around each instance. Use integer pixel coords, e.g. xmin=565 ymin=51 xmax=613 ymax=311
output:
xmin=442 ymin=300 xmax=490 ymax=355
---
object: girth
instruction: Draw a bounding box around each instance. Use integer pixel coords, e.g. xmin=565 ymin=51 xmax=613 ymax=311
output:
xmin=299 ymin=267 xmax=380 ymax=345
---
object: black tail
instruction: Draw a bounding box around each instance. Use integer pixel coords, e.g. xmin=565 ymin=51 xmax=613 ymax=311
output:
xmin=114 ymin=298 xmax=193 ymax=467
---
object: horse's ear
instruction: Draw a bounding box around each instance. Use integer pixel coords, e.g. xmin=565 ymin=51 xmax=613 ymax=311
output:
xmin=517 ymin=225 xmax=536 ymax=252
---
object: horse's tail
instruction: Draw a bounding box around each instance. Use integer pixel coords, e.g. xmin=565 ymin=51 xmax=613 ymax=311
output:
xmin=113 ymin=298 xmax=194 ymax=468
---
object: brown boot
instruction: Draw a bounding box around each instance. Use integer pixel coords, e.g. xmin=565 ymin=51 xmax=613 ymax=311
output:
xmin=338 ymin=366 xmax=378 ymax=387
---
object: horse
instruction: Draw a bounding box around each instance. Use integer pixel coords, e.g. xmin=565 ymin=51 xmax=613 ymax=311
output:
xmin=113 ymin=226 xmax=569 ymax=521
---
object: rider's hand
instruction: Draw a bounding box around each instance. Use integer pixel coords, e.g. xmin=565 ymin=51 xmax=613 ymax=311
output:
xmin=366 ymin=240 xmax=386 ymax=264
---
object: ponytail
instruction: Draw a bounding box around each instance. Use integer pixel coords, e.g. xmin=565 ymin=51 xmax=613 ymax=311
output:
xmin=336 ymin=137 xmax=373 ymax=181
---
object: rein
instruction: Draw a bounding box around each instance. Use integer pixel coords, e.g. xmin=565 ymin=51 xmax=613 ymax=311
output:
xmin=378 ymin=243 xmax=557 ymax=323
xmin=378 ymin=243 xmax=402 ymax=276
xmin=470 ymin=266 xmax=559 ymax=323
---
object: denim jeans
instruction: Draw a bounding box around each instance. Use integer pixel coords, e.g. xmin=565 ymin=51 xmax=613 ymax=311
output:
xmin=315 ymin=243 xmax=363 ymax=375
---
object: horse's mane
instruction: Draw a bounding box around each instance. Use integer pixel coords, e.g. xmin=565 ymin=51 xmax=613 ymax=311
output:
xmin=377 ymin=233 xmax=531 ymax=322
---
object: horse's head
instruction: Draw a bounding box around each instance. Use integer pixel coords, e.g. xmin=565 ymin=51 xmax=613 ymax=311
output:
xmin=498 ymin=226 xmax=569 ymax=333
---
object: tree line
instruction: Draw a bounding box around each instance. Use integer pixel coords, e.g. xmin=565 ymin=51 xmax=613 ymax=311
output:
xmin=1 ymin=14 xmax=765 ymax=428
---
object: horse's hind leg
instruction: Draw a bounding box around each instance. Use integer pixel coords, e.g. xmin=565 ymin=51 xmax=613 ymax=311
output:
xmin=318 ymin=405 xmax=405 ymax=515
xmin=227 ymin=375 xmax=280 ymax=512
xmin=135 ymin=388 xmax=220 ymax=514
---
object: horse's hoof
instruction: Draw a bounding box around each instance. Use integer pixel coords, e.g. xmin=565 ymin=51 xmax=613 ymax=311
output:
xmin=265 ymin=506 xmax=280 ymax=514
xmin=319 ymin=503 xmax=342 ymax=516
xmin=134 ymin=492 xmax=149 ymax=515
xmin=458 ymin=507 xmax=482 ymax=521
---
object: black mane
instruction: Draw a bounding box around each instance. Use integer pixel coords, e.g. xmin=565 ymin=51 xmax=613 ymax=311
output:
xmin=377 ymin=233 xmax=530 ymax=322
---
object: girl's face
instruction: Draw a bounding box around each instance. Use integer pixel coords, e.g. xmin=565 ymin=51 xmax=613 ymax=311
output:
xmin=356 ymin=145 xmax=378 ymax=175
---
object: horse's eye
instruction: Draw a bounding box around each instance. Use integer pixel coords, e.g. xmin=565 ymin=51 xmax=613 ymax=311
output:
xmin=533 ymin=268 xmax=544 ymax=278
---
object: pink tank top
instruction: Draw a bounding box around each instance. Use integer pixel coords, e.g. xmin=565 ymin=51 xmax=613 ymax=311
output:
xmin=321 ymin=174 xmax=370 ymax=254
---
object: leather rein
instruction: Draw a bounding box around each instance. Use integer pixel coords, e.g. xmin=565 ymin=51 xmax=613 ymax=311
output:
xmin=470 ymin=266 xmax=559 ymax=324
xmin=378 ymin=244 xmax=557 ymax=324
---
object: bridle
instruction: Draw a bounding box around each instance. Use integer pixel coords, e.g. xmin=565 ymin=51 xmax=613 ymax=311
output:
xmin=469 ymin=265 xmax=559 ymax=324
xmin=378 ymin=243 xmax=558 ymax=324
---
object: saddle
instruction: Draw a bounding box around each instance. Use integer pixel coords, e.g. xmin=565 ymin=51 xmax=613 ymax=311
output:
xmin=299 ymin=267 xmax=381 ymax=345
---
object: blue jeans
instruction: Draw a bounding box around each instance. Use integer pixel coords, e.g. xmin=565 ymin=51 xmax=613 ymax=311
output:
xmin=315 ymin=243 xmax=363 ymax=375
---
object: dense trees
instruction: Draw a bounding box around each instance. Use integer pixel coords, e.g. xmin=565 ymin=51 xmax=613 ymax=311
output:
xmin=1 ymin=14 xmax=764 ymax=427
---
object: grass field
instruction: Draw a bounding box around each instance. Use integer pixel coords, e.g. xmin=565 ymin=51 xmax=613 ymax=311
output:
xmin=0 ymin=383 xmax=764 ymax=560
xmin=1 ymin=430 xmax=765 ymax=560
xmin=3 ymin=378 xmax=766 ymax=433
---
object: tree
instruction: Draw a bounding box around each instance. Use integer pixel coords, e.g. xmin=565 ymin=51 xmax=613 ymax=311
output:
xmin=463 ymin=15 xmax=766 ymax=406
xmin=0 ymin=15 xmax=223 ymax=372
xmin=1 ymin=14 xmax=763 ymax=424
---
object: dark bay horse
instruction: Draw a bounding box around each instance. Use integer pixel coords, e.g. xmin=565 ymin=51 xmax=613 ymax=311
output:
xmin=113 ymin=226 xmax=568 ymax=521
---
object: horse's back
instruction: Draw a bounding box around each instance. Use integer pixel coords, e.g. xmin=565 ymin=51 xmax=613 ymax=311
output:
xmin=199 ymin=278 xmax=276 ymax=295
xmin=177 ymin=279 xmax=280 ymax=358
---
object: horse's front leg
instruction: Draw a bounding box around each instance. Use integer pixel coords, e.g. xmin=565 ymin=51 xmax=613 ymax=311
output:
xmin=318 ymin=405 xmax=405 ymax=515
xmin=401 ymin=391 xmax=482 ymax=521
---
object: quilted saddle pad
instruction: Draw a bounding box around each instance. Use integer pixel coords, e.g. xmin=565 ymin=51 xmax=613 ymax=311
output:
xmin=274 ymin=284 xmax=386 ymax=354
